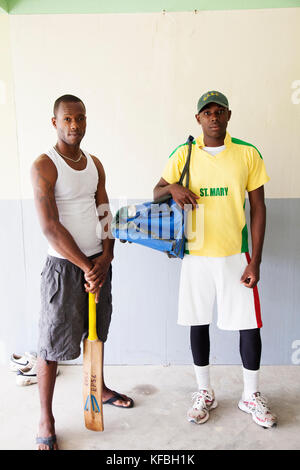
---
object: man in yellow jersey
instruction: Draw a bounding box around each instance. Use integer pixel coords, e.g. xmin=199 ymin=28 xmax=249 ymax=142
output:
xmin=153 ymin=91 xmax=277 ymax=429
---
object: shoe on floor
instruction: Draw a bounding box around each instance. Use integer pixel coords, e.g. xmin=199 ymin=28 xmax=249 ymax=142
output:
xmin=16 ymin=362 xmax=60 ymax=386
xmin=238 ymin=392 xmax=277 ymax=428
xmin=10 ymin=351 xmax=37 ymax=372
xmin=16 ymin=362 xmax=38 ymax=386
xmin=36 ymin=434 xmax=57 ymax=450
xmin=103 ymin=391 xmax=134 ymax=408
xmin=187 ymin=389 xmax=218 ymax=424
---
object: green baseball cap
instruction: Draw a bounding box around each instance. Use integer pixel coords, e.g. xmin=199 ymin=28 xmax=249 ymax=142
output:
xmin=197 ymin=90 xmax=229 ymax=113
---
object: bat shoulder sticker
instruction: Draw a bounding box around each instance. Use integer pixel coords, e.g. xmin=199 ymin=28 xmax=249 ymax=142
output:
xmin=84 ymin=394 xmax=101 ymax=413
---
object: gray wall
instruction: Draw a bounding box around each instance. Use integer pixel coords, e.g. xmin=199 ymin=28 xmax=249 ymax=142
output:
xmin=0 ymin=198 xmax=299 ymax=365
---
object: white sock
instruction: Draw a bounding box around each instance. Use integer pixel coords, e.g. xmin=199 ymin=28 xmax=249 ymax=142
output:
xmin=242 ymin=367 xmax=259 ymax=400
xmin=194 ymin=364 xmax=211 ymax=391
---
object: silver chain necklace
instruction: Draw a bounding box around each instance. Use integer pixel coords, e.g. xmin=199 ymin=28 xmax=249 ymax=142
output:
xmin=54 ymin=145 xmax=83 ymax=163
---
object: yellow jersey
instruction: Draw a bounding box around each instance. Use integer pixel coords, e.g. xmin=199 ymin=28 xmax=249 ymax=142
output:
xmin=161 ymin=132 xmax=270 ymax=257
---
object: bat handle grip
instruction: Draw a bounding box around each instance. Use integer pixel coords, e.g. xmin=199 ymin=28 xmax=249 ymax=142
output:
xmin=88 ymin=293 xmax=98 ymax=341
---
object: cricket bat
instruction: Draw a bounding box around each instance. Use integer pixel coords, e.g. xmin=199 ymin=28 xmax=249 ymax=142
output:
xmin=83 ymin=292 xmax=104 ymax=431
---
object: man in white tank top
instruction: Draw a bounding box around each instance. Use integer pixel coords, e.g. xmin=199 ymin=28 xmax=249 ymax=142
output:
xmin=31 ymin=95 xmax=133 ymax=450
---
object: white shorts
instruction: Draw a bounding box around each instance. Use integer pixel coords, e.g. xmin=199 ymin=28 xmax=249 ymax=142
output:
xmin=178 ymin=252 xmax=262 ymax=331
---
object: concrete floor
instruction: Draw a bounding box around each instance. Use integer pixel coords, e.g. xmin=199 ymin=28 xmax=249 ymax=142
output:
xmin=1 ymin=364 xmax=299 ymax=450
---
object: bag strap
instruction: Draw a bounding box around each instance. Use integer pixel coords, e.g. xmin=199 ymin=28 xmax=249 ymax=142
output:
xmin=153 ymin=135 xmax=194 ymax=204
xmin=178 ymin=135 xmax=194 ymax=188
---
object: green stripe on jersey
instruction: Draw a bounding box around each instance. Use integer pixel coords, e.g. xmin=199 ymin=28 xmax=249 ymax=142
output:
xmin=231 ymin=137 xmax=263 ymax=159
xmin=241 ymin=223 xmax=249 ymax=253
xmin=241 ymin=199 xmax=248 ymax=252
xmin=168 ymin=140 xmax=196 ymax=159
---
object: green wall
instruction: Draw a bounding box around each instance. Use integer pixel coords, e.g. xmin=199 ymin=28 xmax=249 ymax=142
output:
xmin=5 ymin=0 xmax=300 ymax=14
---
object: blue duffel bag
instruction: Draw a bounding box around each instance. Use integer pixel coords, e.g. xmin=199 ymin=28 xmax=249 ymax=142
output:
xmin=111 ymin=135 xmax=194 ymax=259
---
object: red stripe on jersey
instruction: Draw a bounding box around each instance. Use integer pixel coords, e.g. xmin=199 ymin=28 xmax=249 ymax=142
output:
xmin=245 ymin=252 xmax=263 ymax=328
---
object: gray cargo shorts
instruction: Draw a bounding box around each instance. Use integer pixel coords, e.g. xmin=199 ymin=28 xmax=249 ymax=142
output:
xmin=38 ymin=252 xmax=112 ymax=362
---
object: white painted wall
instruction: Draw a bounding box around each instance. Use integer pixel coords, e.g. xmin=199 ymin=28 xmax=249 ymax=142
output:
xmin=7 ymin=8 xmax=300 ymax=202
xmin=0 ymin=9 xmax=299 ymax=365
xmin=0 ymin=14 xmax=20 ymax=200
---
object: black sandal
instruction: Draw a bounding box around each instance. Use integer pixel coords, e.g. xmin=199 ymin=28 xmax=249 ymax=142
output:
xmin=103 ymin=391 xmax=134 ymax=408
xmin=36 ymin=434 xmax=57 ymax=450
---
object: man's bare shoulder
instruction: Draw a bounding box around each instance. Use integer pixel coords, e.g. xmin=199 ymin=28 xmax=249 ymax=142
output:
xmin=90 ymin=155 xmax=105 ymax=176
xmin=32 ymin=153 xmax=55 ymax=168
xmin=31 ymin=154 xmax=57 ymax=184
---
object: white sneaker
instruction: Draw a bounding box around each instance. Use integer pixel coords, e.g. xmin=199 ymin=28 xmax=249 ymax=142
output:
xmin=16 ymin=361 xmax=60 ymax=386
xmin=16 ymin=361 xmax=38 ymax=386
xmin=10 ymin=351 xmax=37 ymax=372
xmin=238 ymin=392 xmax=277 ymax=428
xmin=187 ymin=389 xmax=218 ymax=424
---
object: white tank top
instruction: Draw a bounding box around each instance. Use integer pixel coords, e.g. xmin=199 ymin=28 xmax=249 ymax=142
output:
xmin=45 ymin=147 xmax=102 ymax=259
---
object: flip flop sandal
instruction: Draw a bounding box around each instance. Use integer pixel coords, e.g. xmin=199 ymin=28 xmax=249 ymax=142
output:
xmin=103 ymin=392 xmax=134 ymax=408
xmin=36 ymin=434 xmax=57 ymax=450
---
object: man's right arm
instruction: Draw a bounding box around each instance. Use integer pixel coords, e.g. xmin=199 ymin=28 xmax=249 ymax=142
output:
xmin=153 ymin=178 xmax=198 ymax=210
xmin=30 ymin=155 xmax=93 ymax=273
